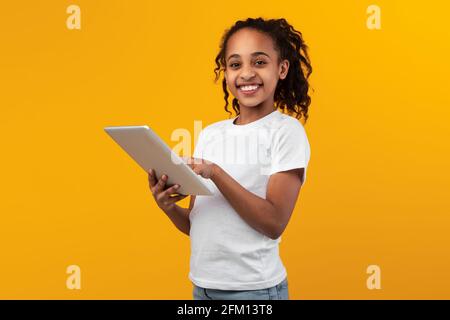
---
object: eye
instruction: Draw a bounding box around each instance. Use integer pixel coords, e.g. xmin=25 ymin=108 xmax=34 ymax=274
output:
xmin=255 ymin=60 xmax=266 ymax=65
xmin=229 ymin=62 xmax=240 ymax=68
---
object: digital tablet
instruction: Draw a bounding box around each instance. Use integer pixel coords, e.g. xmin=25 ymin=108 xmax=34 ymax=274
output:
xmin=104 ymin=125 xmax=214 ymax=196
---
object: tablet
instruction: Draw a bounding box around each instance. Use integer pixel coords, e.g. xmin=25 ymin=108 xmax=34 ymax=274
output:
xmin=104 ymin=125 xmax=214 ymax=196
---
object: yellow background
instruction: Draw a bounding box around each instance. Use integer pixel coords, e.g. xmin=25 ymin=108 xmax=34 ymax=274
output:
xmin=1 ymin=0 xmax=449 ymax=299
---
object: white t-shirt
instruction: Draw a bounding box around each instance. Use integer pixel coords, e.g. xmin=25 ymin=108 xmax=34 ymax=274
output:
xmin=189 ymin=109 xmax=311 ymax=290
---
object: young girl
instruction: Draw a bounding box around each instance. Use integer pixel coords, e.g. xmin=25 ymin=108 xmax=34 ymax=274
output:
xmin=148 ymin=17 xmax=312 ymax=300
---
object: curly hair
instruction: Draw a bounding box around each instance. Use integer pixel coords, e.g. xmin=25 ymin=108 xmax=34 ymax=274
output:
xmin=214 ymin=17 xmax=313 ymax=123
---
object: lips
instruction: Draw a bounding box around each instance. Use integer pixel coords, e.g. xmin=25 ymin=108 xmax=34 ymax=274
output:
xmin=237 ymin=83 xmax=263 ymax=95
xmin=237 ymin=83 xmax=263 ymax=88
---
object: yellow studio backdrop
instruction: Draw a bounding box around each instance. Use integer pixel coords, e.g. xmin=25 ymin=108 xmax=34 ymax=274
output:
xmin=0 ymin=0 xmax=449 ymax=299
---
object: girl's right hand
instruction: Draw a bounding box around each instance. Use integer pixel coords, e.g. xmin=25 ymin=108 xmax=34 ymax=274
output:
xmin=148 ymin=169 xmax=188 ymax=212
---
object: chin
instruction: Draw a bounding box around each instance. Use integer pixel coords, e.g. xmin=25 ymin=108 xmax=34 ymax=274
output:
xmin=237 ymin=100 xmax=264 ymax=108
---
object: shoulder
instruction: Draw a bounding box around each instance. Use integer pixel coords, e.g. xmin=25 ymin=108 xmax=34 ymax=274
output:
xmin=267 ymin=111 xmax=308 ymax=140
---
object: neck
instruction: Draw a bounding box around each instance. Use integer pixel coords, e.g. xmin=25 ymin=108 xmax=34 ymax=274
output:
xmin=235 ymin=103 xmax=277 ymax=125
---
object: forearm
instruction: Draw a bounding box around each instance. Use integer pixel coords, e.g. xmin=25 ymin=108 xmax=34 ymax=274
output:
xmin=163 ymin=204 xmax=191 ymax=236
xmin=211 ymin=165 xmax=280 ymax=239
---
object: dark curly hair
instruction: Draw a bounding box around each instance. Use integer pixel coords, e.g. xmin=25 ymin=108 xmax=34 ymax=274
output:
xmin=214 ymin=17 xmax=313 ymax=123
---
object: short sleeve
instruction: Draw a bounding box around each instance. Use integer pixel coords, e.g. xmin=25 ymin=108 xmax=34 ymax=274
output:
xmin=268 ymin=120 xmax=310 ymax=183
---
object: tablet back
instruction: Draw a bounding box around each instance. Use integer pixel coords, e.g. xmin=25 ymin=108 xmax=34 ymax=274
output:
xmin=104 ymin=125 xmax=214 ymax=196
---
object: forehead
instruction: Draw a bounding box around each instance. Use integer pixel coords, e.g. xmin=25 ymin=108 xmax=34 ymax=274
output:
xmin=226 ymin=28 xmax=277 ymax=59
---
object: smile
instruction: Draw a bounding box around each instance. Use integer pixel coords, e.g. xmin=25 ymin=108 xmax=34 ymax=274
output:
xmin=238 ymin=84 xmax=262 ymax=95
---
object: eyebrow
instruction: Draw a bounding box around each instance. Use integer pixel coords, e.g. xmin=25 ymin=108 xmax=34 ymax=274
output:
xmin=227 ymin=51 xmax=271 ymax=61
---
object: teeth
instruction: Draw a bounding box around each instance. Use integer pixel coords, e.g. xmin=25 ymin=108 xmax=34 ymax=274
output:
xmin=240 ymin=85 xmax=259 ymax=91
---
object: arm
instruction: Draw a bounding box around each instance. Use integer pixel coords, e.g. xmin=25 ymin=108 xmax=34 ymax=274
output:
xmin=148 ymin=169 xmax=196 ymax=237
xmin=211 ymin=165 xmax=303 ymax=240
xmin=162 ymin=195 xmax=196 ymax=236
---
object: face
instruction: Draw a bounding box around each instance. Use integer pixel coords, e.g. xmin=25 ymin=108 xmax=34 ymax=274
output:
xmin=224 ymin=28 xmax=289 ymax=109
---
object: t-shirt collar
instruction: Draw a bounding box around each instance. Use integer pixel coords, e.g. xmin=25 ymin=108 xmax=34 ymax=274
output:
xmin=230 ymin=109 xmax=279 ymax=129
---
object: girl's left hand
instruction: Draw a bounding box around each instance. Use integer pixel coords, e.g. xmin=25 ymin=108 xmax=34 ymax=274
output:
xmin=182 ymin=156 xmax=217 ymax=179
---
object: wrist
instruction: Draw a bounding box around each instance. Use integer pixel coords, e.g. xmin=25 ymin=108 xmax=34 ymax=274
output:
xmin=211 ymin=163 xmax=221 ymax=180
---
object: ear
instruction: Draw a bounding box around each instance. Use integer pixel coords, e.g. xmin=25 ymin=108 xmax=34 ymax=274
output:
xmin=279 ymin=59 xmax=290 ymax=80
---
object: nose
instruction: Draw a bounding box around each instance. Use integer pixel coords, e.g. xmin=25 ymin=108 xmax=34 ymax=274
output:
xmin=239 ymin=64 xmax=256 ymax=81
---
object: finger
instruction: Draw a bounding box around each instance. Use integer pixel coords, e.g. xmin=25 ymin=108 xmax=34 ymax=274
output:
xmin=165 ymin=194 xmax=188 ymax=204
xmin=148 ymin=169 xmax=157 ymax=187
xmin=149 ymin=169 xmax=159 ymax=192
xmin=154 ymin=174 xmax=167 ymax=194
xmin=162 ymin=184 xmax=181 ymax=198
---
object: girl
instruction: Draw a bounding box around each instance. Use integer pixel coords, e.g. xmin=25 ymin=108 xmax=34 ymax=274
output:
xmin=148 ymin=17 xmax=312 ymax=300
